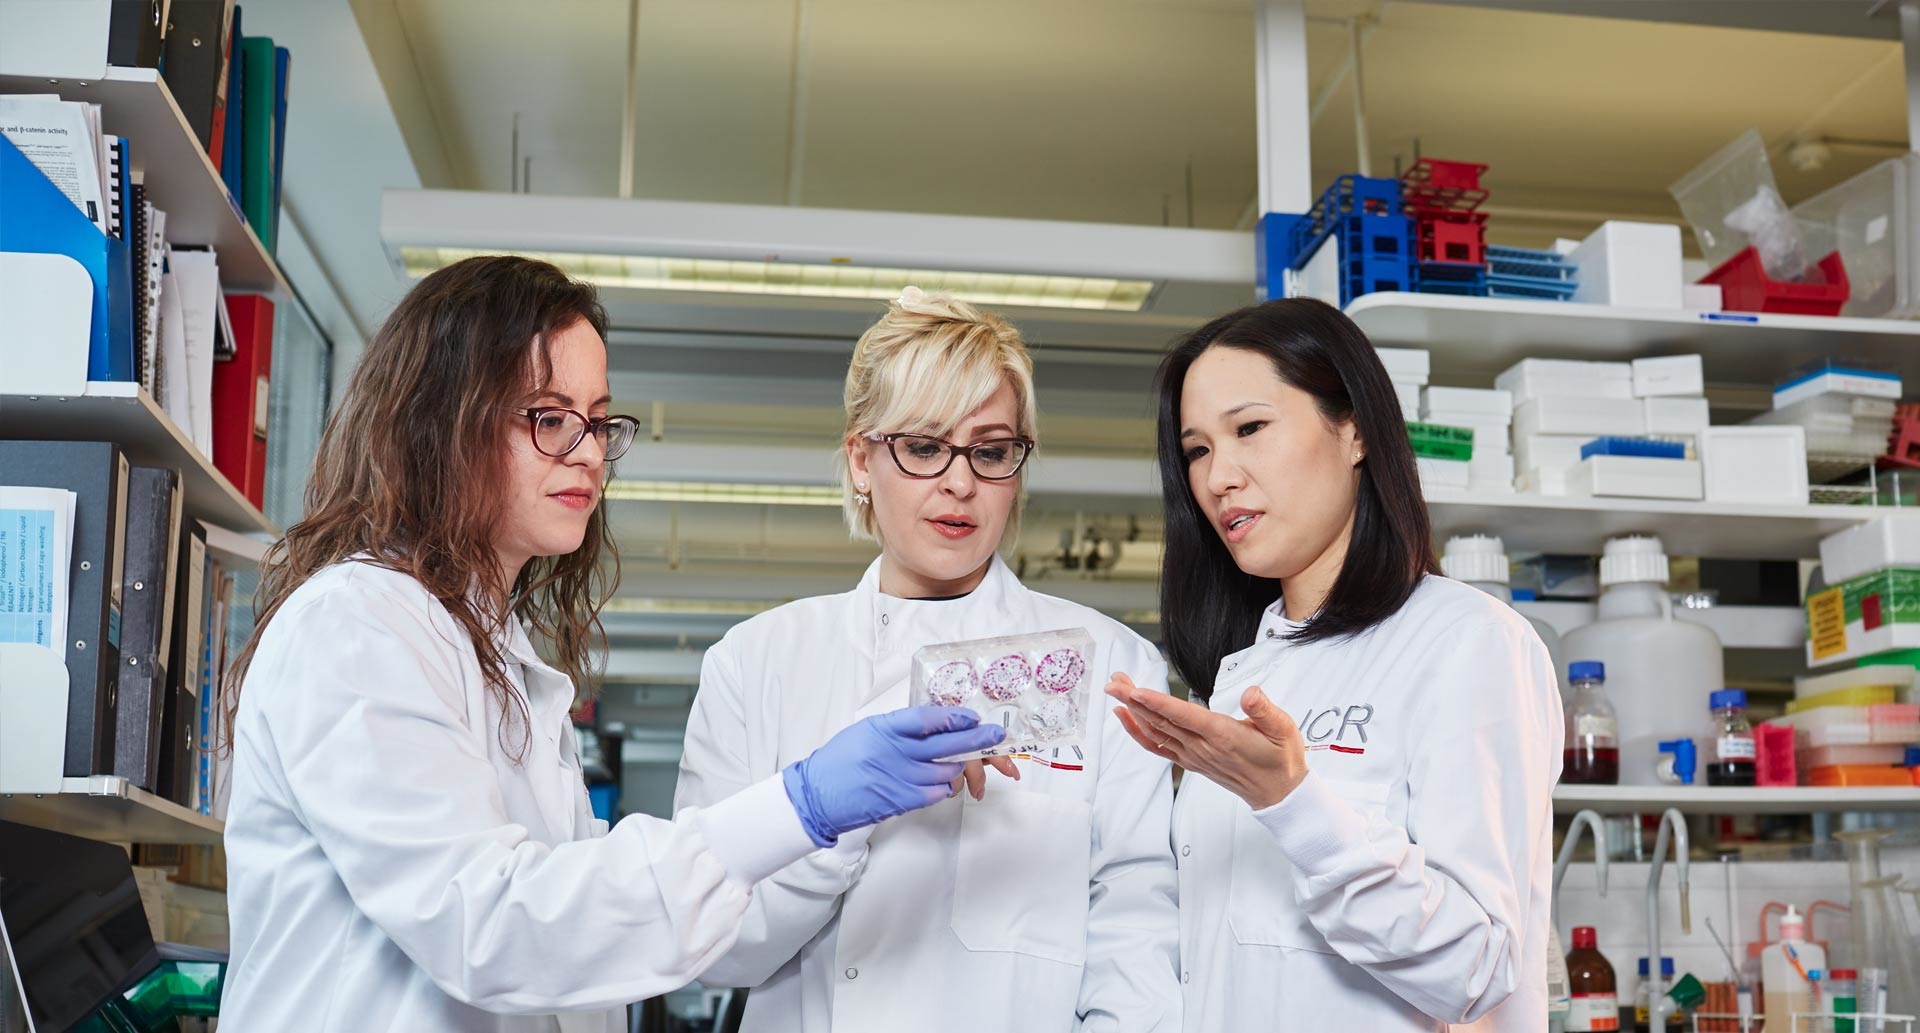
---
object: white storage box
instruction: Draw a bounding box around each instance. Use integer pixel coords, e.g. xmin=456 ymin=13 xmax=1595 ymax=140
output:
xmin=1496 ymin=359 xmax=1633 ymax=405
xmin=1393 ymin=381 xmax=1421 ymax=416
xmin=1416 ymin=457 xmax=1470 ymax=491
xmin=1377 ymin=348 xmax=1430 ymax=385
xmin=1644 ymin=397 xmax=1710 ymax=435
xmin=1700 ymin=426 xmax=1807 ymax=506
xmin=1794 ymin=664 xmax=1916 ymax=700
xmin=1683 ymin=283 xmax=1723 ymax=311
xmin=1521 ymin=465 xmax=1571 ymax=496
xmin=1469 ymin=452 xmax=1516 ymax=484
xmin=1514 ymin=396 xmax=1646 ymax=439
xmin=1422 ymin=386 xmax=1512 ymax=418
xmin=1818 ymin=517 xmax=1920 ymax=584
xmin=1426 ymin=416 xmax=1512 ymax=451
xmin=1514 ymin=433 xmax=1590 ymax=472
xmin=1565 ymin=455 xmax=1704 ymax=500
xmin=1773 ymin=366 xmax=1903 ymax=409
xmin=1632 ymin=355 xmax=1704 ymax=397
xmin=1568 ymin=221 xmax=1685 ymax=309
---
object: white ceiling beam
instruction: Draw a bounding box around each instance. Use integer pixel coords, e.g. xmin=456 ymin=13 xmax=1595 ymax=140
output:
xmin=1255 ymin=0 xmax=1313 ymax=214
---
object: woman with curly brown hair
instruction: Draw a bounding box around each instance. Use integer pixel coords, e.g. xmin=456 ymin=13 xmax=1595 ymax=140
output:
xmin=216 ymin=256 xmax=1005 ymax=1033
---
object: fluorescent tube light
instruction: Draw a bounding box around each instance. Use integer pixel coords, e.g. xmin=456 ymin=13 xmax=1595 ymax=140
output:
xmin=401 ymin=246 xmax=1154 ymax=312
xmin=604 ymin=479 xmax=843 ymax=506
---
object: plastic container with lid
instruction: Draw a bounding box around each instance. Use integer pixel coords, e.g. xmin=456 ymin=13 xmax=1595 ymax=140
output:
xmin=1564 ymin=661 xmax=1620 ymax=785
xmin=1634 ymin=957 xmax=1683 ymax=1032
xmin=1562 ymin=537 xmax=1725 ymax=786
xmin=1826 ymin=968 xmax=1859 ymax=1033
xmin=1707 ymin=689 xmax=1756 ymax=787
xmin=1442 ymin=535 xmax=1568 ymax=696
xmin=1790 ymin=153 xmax=1920 ymax=320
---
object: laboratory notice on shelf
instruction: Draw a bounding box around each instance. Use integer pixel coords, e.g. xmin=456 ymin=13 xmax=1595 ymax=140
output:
xmin=0 ymin=95 xmax=110 ymax=234
xmin=0 ymin=487 xmax=78 ymax=649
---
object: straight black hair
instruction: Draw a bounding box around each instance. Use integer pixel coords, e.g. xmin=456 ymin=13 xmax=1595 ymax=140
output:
xmin=1155 ymin=298 xmax=1438 ymax=699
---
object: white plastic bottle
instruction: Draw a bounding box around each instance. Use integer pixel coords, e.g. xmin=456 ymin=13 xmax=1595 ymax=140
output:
xmin=1761 ymin=905 xmax=1826 ymax=1033
xmin=1559 ymin=536 xmax=1724 ymax=786
xmin=1442 ymin=534 xmax=1569 ymax=697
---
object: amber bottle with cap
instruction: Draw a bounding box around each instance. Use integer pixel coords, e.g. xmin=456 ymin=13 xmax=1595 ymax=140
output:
xmin=1566 ymin=926 xmax=1621 ymax=1032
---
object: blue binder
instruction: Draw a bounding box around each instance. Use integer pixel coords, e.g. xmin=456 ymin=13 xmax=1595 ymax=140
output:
xmin=0 ymin=134 xmax=134 ymax=382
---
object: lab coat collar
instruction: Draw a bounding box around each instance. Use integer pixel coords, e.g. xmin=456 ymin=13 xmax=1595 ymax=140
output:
xmin=846 ymin=554 xmax=1029 ymax=712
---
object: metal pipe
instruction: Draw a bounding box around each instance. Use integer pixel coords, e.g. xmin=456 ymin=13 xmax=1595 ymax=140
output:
xmin=785 ymin=0 xmax=812 ymax=206
xmin=1552 ymin=809 xmax=1610 ymax=934
xmin=619 ymin=0 xmax=643 ymax=199
xmin=1647 ymin=808 xmax=1692 ymax=1028
xmin=1348 ymin=16 xmax=1371 ymax=177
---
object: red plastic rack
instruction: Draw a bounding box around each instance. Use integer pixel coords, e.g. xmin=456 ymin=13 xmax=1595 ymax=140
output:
xmin=1400 ymin=158 xmax=1490 ymax=215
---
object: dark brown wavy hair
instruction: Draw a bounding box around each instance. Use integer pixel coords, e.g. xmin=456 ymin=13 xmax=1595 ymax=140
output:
xmin=225 ymin=255 xmax=618 ymax=759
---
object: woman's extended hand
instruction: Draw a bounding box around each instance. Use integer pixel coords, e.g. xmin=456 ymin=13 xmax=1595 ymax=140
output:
xmin=950 ymin=755 xmax=1022 ymax=800
xmin=1106 ymin=672 xmax=1307 ymax=810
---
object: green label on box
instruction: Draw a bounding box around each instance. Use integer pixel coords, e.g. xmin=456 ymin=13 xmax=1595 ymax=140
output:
xmin=1835 ymin=568 xmax=1920 ymax=629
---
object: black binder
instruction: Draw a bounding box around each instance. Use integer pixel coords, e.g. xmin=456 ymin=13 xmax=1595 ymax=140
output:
xmin=108 ymin=0 xmax=167 ymax=68
xmin=0 ymin=442 xmax=130 ymax=777
xmin=157 ymin=524 xmax=207 ymax=806
xmin=113 ymin=467 xmax=184 ymax=790
xmin=161 ymin=0 xmax=231 ymax=153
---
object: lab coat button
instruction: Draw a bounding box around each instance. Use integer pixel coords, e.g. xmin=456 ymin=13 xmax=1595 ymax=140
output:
xmin=1181 ymin=844 xmax=1191 ymax=857
xmin=880 ymin=613 xmax=889 ymax=626
xmin=845 ymin=967 xmax=858 ymax=980
xmin=1266 ymin=629 xmax=1279 ymax=640
xmin=1183 ymin=971 xmax=1191 ymax=984
xmin=1227 ymin=661 xmax=1238 ymax=671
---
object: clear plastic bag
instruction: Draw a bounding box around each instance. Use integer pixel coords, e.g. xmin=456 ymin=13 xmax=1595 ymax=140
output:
xmin=910 ymin=627 xmax=1096 ymax=760
xmin=1670 ymin=128 xmax=1811 ymax=281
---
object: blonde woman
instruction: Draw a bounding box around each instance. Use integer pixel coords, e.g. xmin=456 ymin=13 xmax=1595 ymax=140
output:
xmin=675 ymin=288 xmax=1181 ymax=1032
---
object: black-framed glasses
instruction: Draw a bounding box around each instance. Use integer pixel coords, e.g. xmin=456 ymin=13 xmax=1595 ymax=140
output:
xmin=513 ymin=407 xmax=641 ymax=461
xmin=875 ymin=433 xmax=1035 ymax=480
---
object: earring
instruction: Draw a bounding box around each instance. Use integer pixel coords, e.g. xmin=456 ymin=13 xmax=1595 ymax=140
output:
xmin=1352 ymin=451 xmax=1364 ymax=462
xmin=854 ymin=483 xmax=870 ymax=506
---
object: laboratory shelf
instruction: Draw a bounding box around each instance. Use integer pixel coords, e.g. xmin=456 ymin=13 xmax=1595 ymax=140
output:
xmin=1345 ymin=292 xmax=1920 ymax=385
xmin=1424 ymin=489 xmax=1873 ymax=561
xmin=1516 ymin=602 xmax=1805 ymax=650
xmin=0 ymin=776 xmax=223 ymax=845
xmin=1553 ymin=784 xmax=1920 ymax=815
xmin=0 ymin=67 xmax=290 ymax=297
xmin=0 ymin=381 xmax=280 ymax=539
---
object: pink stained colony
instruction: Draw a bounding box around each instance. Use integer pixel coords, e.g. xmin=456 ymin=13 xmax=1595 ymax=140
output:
xmin=927 ymin=660 xmax=978 ymax=707
xmin=1034 ymin=647 xmax=1085 ymax=694
xmin=981 ymin=654 xmax=1033 ymax=702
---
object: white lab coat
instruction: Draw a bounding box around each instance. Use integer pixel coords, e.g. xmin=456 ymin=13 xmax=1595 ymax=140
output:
xmin=220 ymin=560 xmax=819 ymax=1033
xmin=1175 ymin=575 xmax=1562 ymax=1033
xmin=674 ymin=556 xmax=1182 ymax=1033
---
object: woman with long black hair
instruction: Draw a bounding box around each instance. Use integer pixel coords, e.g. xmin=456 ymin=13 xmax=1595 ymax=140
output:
xmin=1105 ymin=299 xmax=1561 ymax=1031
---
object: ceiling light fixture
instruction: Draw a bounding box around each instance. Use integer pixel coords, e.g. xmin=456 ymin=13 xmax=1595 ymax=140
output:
xmin=604 ymin=479 xmax=843 ymax=506
xmin=403 ymin=246 xmax=1155 ymax=312
xmin=381 ymin=192 xmax=1255 ymax=314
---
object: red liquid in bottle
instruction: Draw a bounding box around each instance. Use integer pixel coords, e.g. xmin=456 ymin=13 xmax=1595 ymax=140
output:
xmin=1563 ymin=745 xmax=1620 ymax=784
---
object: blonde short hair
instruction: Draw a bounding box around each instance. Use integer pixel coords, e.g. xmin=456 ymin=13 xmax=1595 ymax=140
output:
xmin=842 ymin=288 xmax=1039 ymax=541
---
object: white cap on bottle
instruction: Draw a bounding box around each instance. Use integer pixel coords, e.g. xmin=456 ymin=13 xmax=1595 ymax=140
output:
xmin=1600 ymin=535 xmax=1670 ymax=587
xmin=1442 ymin=534 xmax=1509 ymax=585
xmin=1780 ymin=904 xmax=1807 ymax=941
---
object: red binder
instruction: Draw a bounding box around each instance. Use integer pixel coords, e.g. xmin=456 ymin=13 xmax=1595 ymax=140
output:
xmin=213 ymin=295 xmax=274 ymax=509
